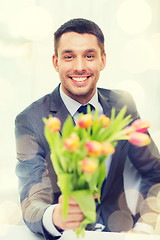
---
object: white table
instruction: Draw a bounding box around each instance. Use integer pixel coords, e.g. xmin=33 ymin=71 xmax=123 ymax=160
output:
xmin=61 ymin=230 xmax=160 ymax=240
xmin=1 ymin=225 xmax=160 ymax=240
xmin=0 ymin=225 xmax=43 ymax=240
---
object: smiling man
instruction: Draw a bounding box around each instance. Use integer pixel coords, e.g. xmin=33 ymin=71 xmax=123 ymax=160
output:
xmin=15 ymin=18 xmax=160 ymax=240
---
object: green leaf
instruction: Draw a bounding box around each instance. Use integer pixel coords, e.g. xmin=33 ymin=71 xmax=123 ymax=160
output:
xmin=58 ymin=173 xmax=74 ymax=219
xmin=111 ymin=107 xmax=116 ymax=120
xmin=50 ymin=151 xmax=63 ymax=175
xmin=44 ymin=125 xmax=55 ymax=151
xmin=62 ymin=115 xmax=74 ymax=140
xmin=70 ymin=190 xmax=96 ymax=237
xmin=91 ymin=109 xmax=100 ymax=138
xmin=97 ymin=162 xmax=106 ymax=202
xmin=96 ymin=106 xmax=132 ymax=142
xmin=77 ymin=174 xmax=89 ymax=189
xmin=71 ymin=190 xmax=96 ymax=222
xmin=74 ymin=217 xmax=92 ymax=237
xmin=87 ymin=104 xmax=92 ymax=114
xmin=84 ymin=170 xmax=99 ymax=192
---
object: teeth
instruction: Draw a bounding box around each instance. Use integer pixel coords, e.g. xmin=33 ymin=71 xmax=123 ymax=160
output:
xmin=72 ymin=77 xmax=88 ymax=82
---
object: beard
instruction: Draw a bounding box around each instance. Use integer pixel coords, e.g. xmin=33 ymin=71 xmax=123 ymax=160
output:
xmin=63 ymin=84 xmax=96 ymax=104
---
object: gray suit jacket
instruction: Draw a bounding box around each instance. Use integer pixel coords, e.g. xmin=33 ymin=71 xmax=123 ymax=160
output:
xmin=15 ymin=84 xmax=160 ymax=239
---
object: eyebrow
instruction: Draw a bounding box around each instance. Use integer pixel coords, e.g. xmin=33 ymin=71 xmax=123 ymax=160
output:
xmin=61 ymin=50 xmax=73 ymax=55
xmin=61 ymin=48 xmax=97 ymax=55
xmin=85 ymin=49 xmax=97 ymax=53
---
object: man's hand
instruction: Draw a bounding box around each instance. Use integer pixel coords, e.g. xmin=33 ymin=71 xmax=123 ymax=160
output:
xmin=52 ymin=195 xmax=84 ymax=231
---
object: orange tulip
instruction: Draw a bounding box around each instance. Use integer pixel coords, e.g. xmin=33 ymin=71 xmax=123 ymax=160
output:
xmin=101 ymin=142 xmax=115 ymax=155
xmin=98 ymin=114 xmax=110 ymax=128
xmin=78 ymin=114 xmax=93 ymax=129
xmin=81 ymin=158 xmax=98 ymax=174
xmin=129 ymin=132 xmax=151 ymax=147
xmin=131 ymin=119 xmax=150 ymax=133
xmin=46 ymin=117 xmax=61 ymax=133
xmin=85 ymin=140 xmax=102 ymax=157
xmin=64 ymin=133 xmax=79 ymax=151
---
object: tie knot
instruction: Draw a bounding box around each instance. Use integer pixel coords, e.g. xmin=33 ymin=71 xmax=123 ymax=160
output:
xmin=77 ymin=104 xmax=94 ymax=114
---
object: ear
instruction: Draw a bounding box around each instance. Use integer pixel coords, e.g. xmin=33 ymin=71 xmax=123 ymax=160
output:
xmin=52 ymin=55 xmax=59 ymax=72
xmin=100 ymin=52 xmax=106 ymax=71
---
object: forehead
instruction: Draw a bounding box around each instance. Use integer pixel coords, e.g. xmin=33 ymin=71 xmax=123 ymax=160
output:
xmin=57 ymin=32 xmax=100 ymax=54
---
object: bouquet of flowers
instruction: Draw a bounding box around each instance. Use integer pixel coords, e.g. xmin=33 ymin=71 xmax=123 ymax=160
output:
xmin=43 ymin=106 xmax=150 ymax=237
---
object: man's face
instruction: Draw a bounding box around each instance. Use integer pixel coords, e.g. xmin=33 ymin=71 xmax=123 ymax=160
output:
xmin=53 ymin=32 xmax=106 ymax=104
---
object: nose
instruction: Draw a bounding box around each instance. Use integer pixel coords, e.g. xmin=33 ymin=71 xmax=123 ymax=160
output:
xmin=73 ymin=56 xmax=86 ymax=73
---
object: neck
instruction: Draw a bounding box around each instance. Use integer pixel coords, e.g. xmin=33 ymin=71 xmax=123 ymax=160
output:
xmin=61 ymin=87 xmax=96 ymax=105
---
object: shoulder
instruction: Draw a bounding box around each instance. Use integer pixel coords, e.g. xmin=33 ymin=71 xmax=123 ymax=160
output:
xmin=15 ymin=93 xmax=51 ymax=124
xmin=98 ymin=87 xmax=132 ymax=101
xmin=98 ymin=87 xmax=139 ymax=119
xmin=15 ymin=85 xmax=60 ymax=124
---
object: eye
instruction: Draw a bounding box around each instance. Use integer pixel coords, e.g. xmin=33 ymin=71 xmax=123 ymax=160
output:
xmin=86 ymin=55 xmax=94 ymax=60
xmin=64 ymin=55 xmax=73 ymax=60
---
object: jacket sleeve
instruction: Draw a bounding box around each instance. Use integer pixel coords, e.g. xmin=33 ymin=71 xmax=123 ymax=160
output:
xmin=117 ymin=90 xmax=160 ymax=198
xmin=114 ymin=90 xmax=160 ymax=228
xmin=128 ymin=136 xmax=160 ymax=198
xmin=123 ymin=92 xmax=160 ymax=228
xmin=15 ymin=112 xmax=60 ymax=240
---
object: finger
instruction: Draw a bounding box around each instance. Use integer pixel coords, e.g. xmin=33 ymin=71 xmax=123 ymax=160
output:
xmin=58 ymin=195 xmax=63 ymax=204
xmin=68 ymin=196 xmax=79 ymax=205
xmin=61 ymin=221 xmax=82 ymax=230
xmin=65 ymin=212 xmax=84 ymax=222
xmin=59 ymin=195 xmax=79 ymax=206
xmin=57 ymin=196 xmax=84 ymax=217
xmin=67 ymin=204 xmax=83 ymax=214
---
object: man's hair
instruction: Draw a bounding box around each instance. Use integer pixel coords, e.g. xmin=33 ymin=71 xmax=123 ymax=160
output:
xmin=54 ymin=18 xmax=105 ymax=56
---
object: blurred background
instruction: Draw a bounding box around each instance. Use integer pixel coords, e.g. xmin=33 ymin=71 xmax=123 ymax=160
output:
xmin=0 ymin=0 xmax=159 ymax=230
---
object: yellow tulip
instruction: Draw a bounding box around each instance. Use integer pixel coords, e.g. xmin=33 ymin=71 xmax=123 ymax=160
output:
xmin=64 ymin=133 xmax=80 ymax=151
xmin=78 ymin=114 xmax=93 ymax=129
xmin=81 ymin=158 xmax=98 ymax=174
xmin=101 ymin=142 xmax=115 ymax=155
xmin=85 ymin=140 xmax=102 ymax=157
xmin=46 ymin=117 xmax=61 ymax=133
xmin=98 ymin=114 xmax=110 ymax=128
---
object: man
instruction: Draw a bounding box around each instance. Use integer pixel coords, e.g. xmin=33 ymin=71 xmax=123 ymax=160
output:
xmin=15 ymin=18 xmax=160 ymax=239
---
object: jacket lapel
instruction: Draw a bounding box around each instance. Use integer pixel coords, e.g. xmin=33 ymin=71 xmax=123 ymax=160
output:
xmin=98 ymin=88 xmax=112 ymax=118
xmin=98 ymin=88 xmax=127 ymax=201
xmin=49 ymin=85 xmax=73 ymax=133
xmin=100 ymin=142 xmax=126 ymax=201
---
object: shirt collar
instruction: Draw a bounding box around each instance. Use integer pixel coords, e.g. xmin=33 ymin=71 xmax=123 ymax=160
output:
xmin=60 ymin=85 xmax=99 ymax=117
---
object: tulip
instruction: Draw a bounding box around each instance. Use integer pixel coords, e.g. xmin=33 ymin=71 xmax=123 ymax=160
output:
xmin=78 ymin=114 xmax=93 ymax=129
xmin=131 ymin=119 xmax=150 ymax=133
xmin=46 ymin=117 xmax=61 ymax=133
xmin=98 ymin=114 xmax=110 ymax=128
xmin=129 ymin=132 xmax=151 ymax=147
xmin=123 ymin=126 xmax=136 ymax=136
xmin=101 ymin=142 xmax=115 ymax=155
xmin=63 ymin=133 xmax=79 ymax=151
xmin=85 ymin=140 xmax=102 ymax=157
xmin=81 ymin=158 xmax=98 ymax=174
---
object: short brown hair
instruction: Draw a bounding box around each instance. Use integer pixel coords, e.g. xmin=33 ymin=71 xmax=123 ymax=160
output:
xmin=54 ymin=18 xmax=105 ymax=56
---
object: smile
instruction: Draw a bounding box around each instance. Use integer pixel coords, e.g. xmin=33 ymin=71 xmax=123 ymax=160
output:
xmin=70 ymin=76 xmax=91 ymax=82
xmin=72 ymin=77 xmax=88 ymax=82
